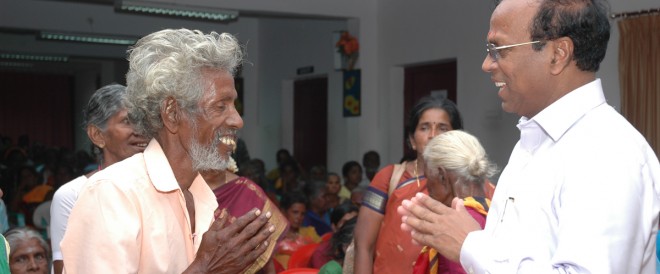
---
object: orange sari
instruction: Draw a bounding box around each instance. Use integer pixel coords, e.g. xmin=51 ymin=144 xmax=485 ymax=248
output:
xmin=362 ymin=164 xmax=428 ymax=274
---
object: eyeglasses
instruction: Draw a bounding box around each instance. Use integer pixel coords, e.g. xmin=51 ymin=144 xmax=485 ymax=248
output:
xmin=486 ymin=41 xmax=540 ymax=61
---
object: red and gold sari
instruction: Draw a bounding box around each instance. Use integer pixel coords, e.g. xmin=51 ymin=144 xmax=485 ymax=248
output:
xmin=412 ymin=197 xmax=490 ymax=274
xmin=212 ymin=177 xmax=288 ymax=273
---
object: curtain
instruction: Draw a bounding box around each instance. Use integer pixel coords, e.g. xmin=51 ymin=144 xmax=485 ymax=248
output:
xmin=0 ymin=72 xmax=74 ymax=150
xmin=618 ymin=14 xmax=660 ymax=158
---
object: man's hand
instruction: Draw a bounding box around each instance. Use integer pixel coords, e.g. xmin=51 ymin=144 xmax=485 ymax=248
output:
xmin=186 ymin=208 xmax=275 ymax=273
xmin=397 ymin=193 xmax=481 ymax=262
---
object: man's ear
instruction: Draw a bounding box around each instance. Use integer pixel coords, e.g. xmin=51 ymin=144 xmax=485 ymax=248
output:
xmin=87 ymin=125 xmax=105 ymax=149
xmin=161 ymin=97 xmax=180 ymax=134
xmin=550 ymin=37 xmax=574 ymax=75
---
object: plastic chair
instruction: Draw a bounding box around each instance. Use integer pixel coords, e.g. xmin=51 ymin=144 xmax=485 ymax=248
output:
xmin=320 ymin=232 xmax=333 ymax=242
xmin=273 ymin=258 xmax=286 ymax=273
xmin=287 ymin=243 xmax=320 ymax=269
xmin=279 ymin=268 xmax=319 ymax=274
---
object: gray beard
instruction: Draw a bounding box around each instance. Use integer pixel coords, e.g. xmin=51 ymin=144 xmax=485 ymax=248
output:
xmin=189 ymin=131 xmax=230 ymax=172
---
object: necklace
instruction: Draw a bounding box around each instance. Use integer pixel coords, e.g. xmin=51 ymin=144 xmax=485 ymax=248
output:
xmin=414 ymin=159 xmax=420 ymax=187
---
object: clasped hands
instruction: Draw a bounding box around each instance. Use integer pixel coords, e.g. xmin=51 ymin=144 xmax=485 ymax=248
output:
xmin=186 ymin=208 xmax=275 ymax=274
xmin=397 ymin=192 xmax=481 ymax=262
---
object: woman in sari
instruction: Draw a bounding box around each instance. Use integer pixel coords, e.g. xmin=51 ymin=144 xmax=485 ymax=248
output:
xmin=202 ymin=157 xmax=288 ymax=274
xmin=409 ymin=130 xmax=498 ymax=274
xmin=354 ymin=96 xmax=464 ymax=274
xmin=273 ymin=191 xmax=321 ymax=269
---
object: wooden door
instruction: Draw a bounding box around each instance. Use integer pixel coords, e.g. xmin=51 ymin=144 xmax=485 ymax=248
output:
xmin=403 ymin=60 xmax=457 ymax=160
xmin=293 ymin=77 xmax=328 ymax=173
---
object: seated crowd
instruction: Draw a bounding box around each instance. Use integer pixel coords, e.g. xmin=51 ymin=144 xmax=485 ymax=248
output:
xmin=0 ymin=129 xmax=378 ymax=273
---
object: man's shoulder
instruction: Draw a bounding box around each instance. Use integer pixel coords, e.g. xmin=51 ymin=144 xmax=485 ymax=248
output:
xmin=86 ymin=154 xmax=150 ymax=191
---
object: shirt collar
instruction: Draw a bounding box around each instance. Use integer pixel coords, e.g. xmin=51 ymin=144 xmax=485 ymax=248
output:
xmin=528 ymin=78 xmax=606 ymax=143
xmin=143 ymin=139 xmax=217 ymax=208
xmin=144 ymin=139 xmax=183 ymax=192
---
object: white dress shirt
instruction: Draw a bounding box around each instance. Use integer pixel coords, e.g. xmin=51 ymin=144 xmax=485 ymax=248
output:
xmin=461 ymin=79 xmax=660 ymax=273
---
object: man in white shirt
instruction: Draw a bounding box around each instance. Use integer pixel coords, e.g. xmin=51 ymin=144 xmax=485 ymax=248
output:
xmin=399 ymin=0 xmax=660 ymax=273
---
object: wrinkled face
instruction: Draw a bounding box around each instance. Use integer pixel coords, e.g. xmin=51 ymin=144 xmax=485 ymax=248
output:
xmin=187 ymin=69 xmax=244 ymax=172
xmin=326 ymin=174 xmax=341 ymax=194
xmin=409 ymin=108 xmax=453 ymax=156
xmin=481 ymin=0 xmax=549 ymax=118
xmin=9 ymin=238 xmax=48 ymax=274
xmin=101 ymin=109 xmax=149 ymax=165
xmin=286 ymin=203 xmax=306 ymax=230
xmin=346 ymin=165 xmax=362 ymax=188
xmin=425 ymin=167 xmax=455 ymax=207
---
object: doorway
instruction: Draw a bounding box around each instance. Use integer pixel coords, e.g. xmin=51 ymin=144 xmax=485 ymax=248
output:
xmin=402 ymin=60 xmax=457 ymax=160
xmin=293 ymin=76 xmax=328 ymax=173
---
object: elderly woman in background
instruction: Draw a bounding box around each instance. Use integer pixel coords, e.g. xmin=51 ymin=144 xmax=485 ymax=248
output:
xmin=355 ymin=96 xmax=464 ymax=274
xmin=5 ymin=227 xmax=50 ymax=274
xmin=49 ymin=84 xmax=148 ymax=274
xmin=399 ymin=130 xmax=498 ymax=274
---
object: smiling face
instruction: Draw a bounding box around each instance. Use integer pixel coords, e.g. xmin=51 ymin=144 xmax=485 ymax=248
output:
xmin=409 ymin=108 xmax=453 ymax=156
xmin=186 ymin=69 xmax=244 ymax=172
xmin=482 ymin=0 xmax=552 ymax=118
xmin=9 ymin=238 xmax=48 ymax=274
xmin=99 ymin=109 xmax=149 ymax=166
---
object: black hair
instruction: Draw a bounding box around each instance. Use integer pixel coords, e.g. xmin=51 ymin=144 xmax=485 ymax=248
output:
xmin=330 ymin=203 xmax=359 ymax=226
xmin=280 ymin=191 xmax=308 ymax=211
xmin=329 ymin=217 xmax=357 ymax=260
xmin=279 ymin=159 xmax=300 ymax=175
xmin=341 ymin=161 xmax=362 ymax=178
xmin=529 ymin=0 xmax=610 ymax=72
xmin=303 ymin=180 xmax=327 ymax=200
xmin=405 ymin=96 xmax=463 ymax=149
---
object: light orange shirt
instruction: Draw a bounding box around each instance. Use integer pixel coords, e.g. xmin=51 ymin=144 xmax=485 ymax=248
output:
xmin=61 ymin=139 xmax=217 ymax=273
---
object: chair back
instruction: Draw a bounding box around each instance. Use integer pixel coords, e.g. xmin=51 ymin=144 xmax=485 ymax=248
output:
xmin=320 ymin=232 xmax=333 ymax=242
xmin=279 ymin=268 xmax=319 ymax=274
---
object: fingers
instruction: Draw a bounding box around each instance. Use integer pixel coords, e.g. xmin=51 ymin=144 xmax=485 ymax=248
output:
xmin=451 ymin=197 xmax=465 ymax=211
xmin=409 ymin=229 xmax=432 ymax=247
xmin=209 ymin=208 xmax=229 ymax=232
xmin=240 ymin=225 xmax=274 ymax=263
xmin=415 ymin=193 xmax=451 ymax=215
xmin=223 ymin=208 xmax=262 ymax=235
xmin=237 ymin=210 xmax=272 ymax=240
xmin=400 ymin=194 xmax=450 ymax=235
